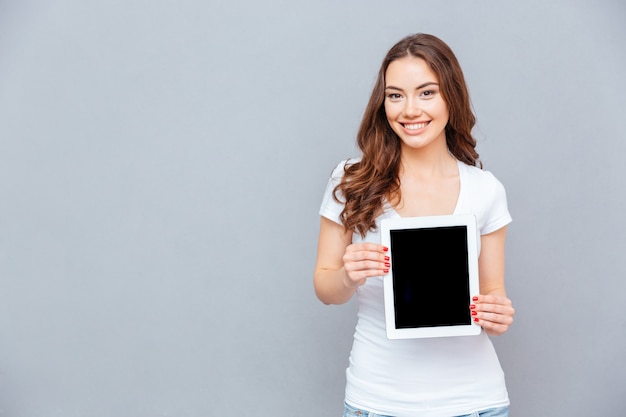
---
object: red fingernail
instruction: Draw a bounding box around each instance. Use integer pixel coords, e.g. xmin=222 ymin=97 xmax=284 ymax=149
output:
xmin=470 ymin=304 xmax=476 ymax=309
xmin=471 ymin=311 xmax=477 ymax=316
xmin=474 ymin=317 xmax=479 ymax=322
xmin=384 ymin=256 xmax=390 ymax=261
xmin=383 ymin=246 xmax=389 ymax=252
xmin=384 ymin=262 xmax=390 ymax=267
xmin=383 ymin=269 xmax=389 ymax=273
xmin=472 ymin=296 xmax=479 ymax=301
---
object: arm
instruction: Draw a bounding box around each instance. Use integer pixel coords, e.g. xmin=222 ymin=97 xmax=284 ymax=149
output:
xmin=471 ymin=226 xmax=515 ymax=336
xmin=313 ymin=217 xmax=388 ymax=305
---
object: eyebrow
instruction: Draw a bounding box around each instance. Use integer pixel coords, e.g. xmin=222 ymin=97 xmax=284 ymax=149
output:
xmin=385 ymin=82 xmax=439 ymax=91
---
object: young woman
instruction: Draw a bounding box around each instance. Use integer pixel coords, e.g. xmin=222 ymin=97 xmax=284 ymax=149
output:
xmin=314 ymin=34 xmax=515 ymax=417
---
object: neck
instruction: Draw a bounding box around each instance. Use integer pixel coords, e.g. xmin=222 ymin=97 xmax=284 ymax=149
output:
xmin=400 ymin=140 xmax=456 ymax=178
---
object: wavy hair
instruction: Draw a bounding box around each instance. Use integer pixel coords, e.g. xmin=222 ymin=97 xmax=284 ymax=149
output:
xmin=335 ymin=33 xmax=480 ymax=237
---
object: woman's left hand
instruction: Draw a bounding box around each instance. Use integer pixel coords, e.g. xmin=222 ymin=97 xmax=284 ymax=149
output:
xmin=470 ymin=294 xmax=515 ymax=336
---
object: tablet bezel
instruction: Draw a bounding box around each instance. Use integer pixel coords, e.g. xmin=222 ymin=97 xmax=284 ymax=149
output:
xmin=380 ymin=214 xmax=481 ymax=339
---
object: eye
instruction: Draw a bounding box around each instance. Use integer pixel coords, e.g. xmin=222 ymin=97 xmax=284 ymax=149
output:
xmin=386 ymin=93 xmax=403 ymax=101
xmin=420 ymin=90 xmax=436 ymax=98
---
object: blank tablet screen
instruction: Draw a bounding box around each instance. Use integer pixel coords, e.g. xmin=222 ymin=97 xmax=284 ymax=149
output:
xmin=389 ymin=226 xmax=471 ymax=328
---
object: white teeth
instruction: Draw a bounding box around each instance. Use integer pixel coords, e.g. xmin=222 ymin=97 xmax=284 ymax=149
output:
xmin=404 ymin=122 xmax=428 ymax=130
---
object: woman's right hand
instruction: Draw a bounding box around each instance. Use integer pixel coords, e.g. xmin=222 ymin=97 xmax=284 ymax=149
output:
xmin=315 ymin=218 xmax=387 ymax=305
xmin=342 ymin=243 xmax=390 ymax=288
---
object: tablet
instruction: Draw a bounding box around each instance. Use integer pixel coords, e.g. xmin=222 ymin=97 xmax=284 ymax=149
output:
xmin=380 ymin=214 xmax=481 ymax=339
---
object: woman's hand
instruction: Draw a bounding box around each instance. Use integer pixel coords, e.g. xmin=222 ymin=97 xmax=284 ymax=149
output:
xmin=315 ymin=218 xmax=388 ymax=305
xmin=470 ymin=294 xmax=514 ymax=336
xmin=342 ymin=243 xmax=389 ymax=288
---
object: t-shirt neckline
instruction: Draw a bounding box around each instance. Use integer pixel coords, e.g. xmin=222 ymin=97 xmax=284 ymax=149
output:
xmin=386 ymin=159 xmax=465 ymax=218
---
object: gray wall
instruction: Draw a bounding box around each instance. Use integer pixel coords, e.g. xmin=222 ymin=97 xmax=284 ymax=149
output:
xmin=0 ymin=0 xmax=624 ymax=415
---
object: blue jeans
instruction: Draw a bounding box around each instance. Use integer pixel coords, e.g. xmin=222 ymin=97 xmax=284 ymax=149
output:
xmin=343 ymin=402 xmax=509 ymax=417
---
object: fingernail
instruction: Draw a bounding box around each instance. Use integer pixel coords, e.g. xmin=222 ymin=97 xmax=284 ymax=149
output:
xmin=474 ymin=317 xmax=479 ymax=322
xmin=470 ymin=304 xmax=476 ymax=309
xmin=383 ymin=269 xmax=389 ymax=273
xmin=471 ymin=311 xmax=477 ymax=316
xmin=384 ymin=262 xmax=390 ymax=267
xmin=472 ymin=296 xmax=479 ymax=301
xmin=383 ymin=246 xmax=389 ymax=252
xmin=384 ymin=256 xmax=390 ymax=261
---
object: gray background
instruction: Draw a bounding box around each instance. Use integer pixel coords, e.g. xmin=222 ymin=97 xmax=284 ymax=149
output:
xmin=0 ymin=0 xmax=624 ymax=416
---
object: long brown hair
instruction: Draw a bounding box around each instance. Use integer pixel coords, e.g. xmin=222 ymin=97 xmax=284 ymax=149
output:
xmin=335 ymin=33 xmax=480 ymax=237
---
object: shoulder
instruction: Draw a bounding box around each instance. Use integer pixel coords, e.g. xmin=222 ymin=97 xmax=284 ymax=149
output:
xmin=460 ymin=162 xmax=505 ymax=188
xmin=459 ymin=161 xmax=508 ymax=199
xmin=458 ymin=161 xmax=511 ymax=234
xmin=329 ymin=157 xmax=361 ymax=181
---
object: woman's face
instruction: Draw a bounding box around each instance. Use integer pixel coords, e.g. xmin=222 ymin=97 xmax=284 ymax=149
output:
xmin=383 ymin=56 xmax=449 ymax=153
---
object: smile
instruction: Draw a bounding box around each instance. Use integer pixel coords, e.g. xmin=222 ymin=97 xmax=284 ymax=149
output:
xmin=402 ymin=122 xmax=429 ymax=130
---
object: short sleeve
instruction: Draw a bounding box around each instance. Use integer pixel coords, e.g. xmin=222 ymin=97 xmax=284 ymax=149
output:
xmin=481 ymin=172 xmax=512 ymax=235
xmin=319 ymin=161 xmax=348 ymax=226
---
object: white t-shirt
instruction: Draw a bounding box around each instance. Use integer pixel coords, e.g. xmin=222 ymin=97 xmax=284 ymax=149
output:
xmin=319 ymin=159 xmax=513 ymax=417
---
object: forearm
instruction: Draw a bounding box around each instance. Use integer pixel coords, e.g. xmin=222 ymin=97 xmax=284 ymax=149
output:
xmin=314 ymin=267 xmax=357 ymax=305
xmin=474 ymin=227 xmax=513 ymax=336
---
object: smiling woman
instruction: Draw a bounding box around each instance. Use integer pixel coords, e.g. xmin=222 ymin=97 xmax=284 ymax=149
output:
xmin=383 ymin=57 xmax=457 ymax=218
xmin=313 ymin=33 xmax=514 ymax=417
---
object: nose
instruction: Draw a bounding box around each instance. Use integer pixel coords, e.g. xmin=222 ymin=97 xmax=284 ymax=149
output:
xmin=403 ymin=97 xmax=422 ymax=118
